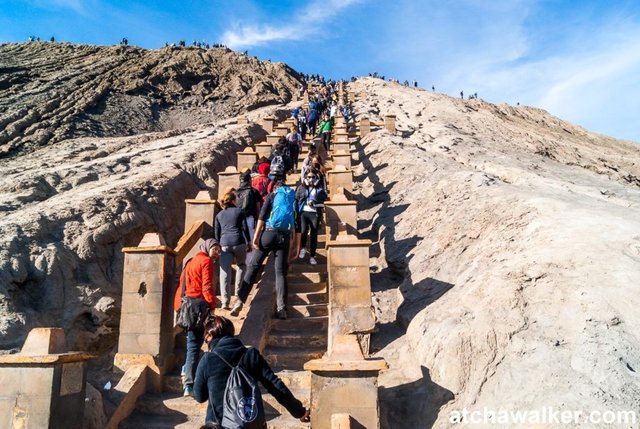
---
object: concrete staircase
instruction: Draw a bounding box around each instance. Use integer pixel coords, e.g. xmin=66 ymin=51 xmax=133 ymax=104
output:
xmin=260 ymin=233 xmax=328 ymax=428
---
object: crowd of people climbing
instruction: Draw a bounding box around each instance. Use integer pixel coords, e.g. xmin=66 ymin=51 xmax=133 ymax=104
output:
xmin=173 ymin=79 xmax=346 ymax=428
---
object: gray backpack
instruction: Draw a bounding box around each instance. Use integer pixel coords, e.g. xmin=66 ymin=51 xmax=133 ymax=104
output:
xmin=213 ymin=349 xmax=266 ymax=429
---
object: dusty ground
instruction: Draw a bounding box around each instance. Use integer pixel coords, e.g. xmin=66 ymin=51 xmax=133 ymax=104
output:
xmin=350 ymin=78 xmax=640 ymax=428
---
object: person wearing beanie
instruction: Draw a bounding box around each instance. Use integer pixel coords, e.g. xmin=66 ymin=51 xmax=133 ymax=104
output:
xmin=252 ymin=159 xmax=271 ymax=203
xmin=173 ymin=237 xmax=221 ymax=397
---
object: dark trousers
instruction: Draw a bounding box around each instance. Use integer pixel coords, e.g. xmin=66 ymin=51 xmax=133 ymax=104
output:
xmin=289 ymin=145 xmax=300 ymax=171
xmin=237 ymin=229 xmax=290 ymax=311
xmin=183 ymin=327 xmax=204 ymax=386
xmin=321 ymin=131 xmax=331 ymax=151
xmin=300 ymin=211 xmax=319 ymax=257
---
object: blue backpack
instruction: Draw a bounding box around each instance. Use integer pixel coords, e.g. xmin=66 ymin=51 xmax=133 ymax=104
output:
xmin=267 ymin=186 xmax=296 ymax=231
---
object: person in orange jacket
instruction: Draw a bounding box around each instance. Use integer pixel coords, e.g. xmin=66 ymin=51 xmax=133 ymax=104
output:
xmin=174 ymin=238 xmax=221 ymax=396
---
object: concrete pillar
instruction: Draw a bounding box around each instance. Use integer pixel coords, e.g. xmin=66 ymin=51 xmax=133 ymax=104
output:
xmin=304 ymin=335 xmax=387 ymax=429
xmin=359 ymin=117 xmax=371 ymax=137
xmin=262 ymin=116 xmax=276 ymax=134
xmin=0 ymin=328 xmax=94 ymax=429
xmin=217 ymin=166 xmax=241 ymax=200
xmin=237 ymin=147 xmax=258 ymax=172
xmin=384 ymin=114 xmax=396 ymax=133
xmin=275 ymin=125 xmax=289 ymax=137
xmin=325 ymin=235 xmax=375 ymax=353
xmin=334 ymin=132 xmax=349 ymax=143
xmin=255 ymin=142 xmax=272 ymax=160
xmin=333 ymin=142 xmax=350 ymax=154
xmin=324 ymin=194 xmax=357 ymax=240
xmin=327 ymin=165 xmax=353 ymax=196
xmin=332 ymin=150 xmax=351 ymax=170
xmin=266 ymin=133 xmax=280 ymax=146
xmin=237 ymin=116 xmax=248 ymax=125
xmin=116 ymin=233 xmax=176 ymax=368
xmin=184 ymin=190 xmax=218 ymax=254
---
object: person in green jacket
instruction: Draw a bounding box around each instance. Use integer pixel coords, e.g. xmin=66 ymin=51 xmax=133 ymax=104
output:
xmin=318 ymin=113 xmax=333 ymax=151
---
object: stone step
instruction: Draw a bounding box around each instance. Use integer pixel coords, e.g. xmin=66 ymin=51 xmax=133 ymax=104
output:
xmin=162 ymin=375 xmax=184 ymax=394
xmin=288 ymin=272 xmax=326 ymax=283
xmin=271 ymin=369 xmax=311 ymax=391
xmin=287 ymin=291 xmax=327 ymax=305
xmin=288 ymin=303 xmax=328 ymax=318
xmin=266 ymin=330 xmax=327 ymax=348
xmin=271 ymin=316 xmax=328 ymax=332
xmin=264 ymin=346 xmax=325 ymax=370
xmin=288 ymin=280 xmax=327 ymax=293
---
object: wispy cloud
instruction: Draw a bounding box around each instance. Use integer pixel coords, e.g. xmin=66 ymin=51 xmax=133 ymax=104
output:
xmin=222 ymin=0 xmax=363 ymax=49
xmin=28 ymin=0 xmax=92 ymax=15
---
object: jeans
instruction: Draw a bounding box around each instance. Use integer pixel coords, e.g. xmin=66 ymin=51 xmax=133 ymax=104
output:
xmin=300 ymin=211 xmax=320 ymax=257
xmin=321 ymin=131 xmax=331 ymax=151
xmin=183 ymin=327 xmax=204 ymax=386
xmin=219 ymin=244 xmax=247 ymax=303
xmin=237 ymin=229 xmax=290 ymax=311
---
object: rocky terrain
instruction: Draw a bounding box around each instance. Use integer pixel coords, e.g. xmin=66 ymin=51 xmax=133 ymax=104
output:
xmin=0 ymin=42 xmax=301 ymax=157
xmin=0 ymin=42 xmax=300 ymax=355
xmin=349 ymin=78 xmax=640 ymax=428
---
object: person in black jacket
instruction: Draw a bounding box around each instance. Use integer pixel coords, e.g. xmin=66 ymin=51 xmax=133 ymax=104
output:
xmin=193 ymin=315 xmax=310 ymax=426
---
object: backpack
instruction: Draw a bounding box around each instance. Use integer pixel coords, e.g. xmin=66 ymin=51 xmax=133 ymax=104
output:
xmin=270 ymin=155 xmax=285 ymax=176
xmin=267 ymin=186 xmax=296 ymax=231
xmin=236 ymin=186 xmax=256 ymax=218
xmin=213 ymin=349 xmax=266 ymax=429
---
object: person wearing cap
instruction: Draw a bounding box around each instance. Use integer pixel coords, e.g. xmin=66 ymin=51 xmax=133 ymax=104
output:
xmin=173 ymin=238 xmax=221 ymax=396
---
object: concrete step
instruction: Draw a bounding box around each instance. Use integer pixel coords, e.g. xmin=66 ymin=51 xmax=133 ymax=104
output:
xmin=271 ymin=369 xmax=311 ymax=391
xmin=119 ymin=411 xmax=202 ymax=429
xmin=288 ymin=280 xmax=327 ymax=293
xmin=134 ymin=394 xmax=207 ymax=416
xmin=288 ymin=303 xmax=328 ymax=318
xmin=263 ymin=387 xmax=310 ymax=417
xmin=287 ymin=291 xmax=327 ymax=305
xmin=289 ymin=272 xmax=326 ymax=283
xmin=264 ymin=346 xmax=325 ymax=370
xmin=289 ymin=262 xmax=326 ymax=274
xmin=266 ymin=330 xmax=327 ymax=348
xmin=271 ymin=316 xmax=328 ymax=332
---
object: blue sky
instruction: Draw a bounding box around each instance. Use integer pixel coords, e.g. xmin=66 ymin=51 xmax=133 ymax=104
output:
xmin=1 ymin=0 xmax=639 ymax=142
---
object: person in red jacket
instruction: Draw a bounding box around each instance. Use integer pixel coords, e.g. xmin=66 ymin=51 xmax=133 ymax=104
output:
xmin=174 ymin=238 xmax=221 ymax=396
xmin=251 ymin=160 xmax=270 ymax=203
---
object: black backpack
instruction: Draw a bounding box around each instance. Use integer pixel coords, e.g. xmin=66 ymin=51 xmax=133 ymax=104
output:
xmin=270 ymin=155 xmax=285 ymax=176
xmin=213 ymin=349 xmax=266 ymax=429
xmin=236 ymin=186 xmax=256 ymax=218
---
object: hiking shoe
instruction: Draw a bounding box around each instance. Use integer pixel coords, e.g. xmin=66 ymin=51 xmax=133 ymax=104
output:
xmin=230 ymin=301 xmax=243 ymax=316
xmin=183 ymin=384 xmax=193 ymax=397
xmin=309 ymin=256 xmax=317 ymax=265
xmin=277 ymin=309 xmax=287 ymax=320
xmin=299 ymin=248 xmax=307 ymax=258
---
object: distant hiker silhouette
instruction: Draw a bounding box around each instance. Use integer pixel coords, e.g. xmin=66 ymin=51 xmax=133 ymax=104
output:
xmin=460 ymin=91 xmax=464 ymax=99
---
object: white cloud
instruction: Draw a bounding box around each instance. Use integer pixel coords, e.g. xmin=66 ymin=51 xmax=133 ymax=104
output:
xmin=28 ymin=0 xmax=91 ymax=15
xmin=222 ymin=0 xmax=363 ymax=49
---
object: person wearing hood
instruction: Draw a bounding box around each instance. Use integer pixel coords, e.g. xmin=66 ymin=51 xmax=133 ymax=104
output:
xmin=173 ymin=238 xmax=221 ymax=397
xmin=193 ymin=315 xmax=310 ymax=426
xmin=251 ymin=159 xmax=271 ymax=203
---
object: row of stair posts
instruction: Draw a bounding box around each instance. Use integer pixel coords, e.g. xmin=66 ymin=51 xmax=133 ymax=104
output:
xmin=304 ymin=83 xmax=388 ymax=429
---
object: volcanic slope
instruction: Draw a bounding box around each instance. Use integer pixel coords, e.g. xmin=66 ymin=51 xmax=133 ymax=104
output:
xmin=0 ymin=42 xmax=300 ymax=354
xmin=0 ymin=42 xmax=301 ymax=157
xmin=349 ymin=78 xmax=640 ymax=428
